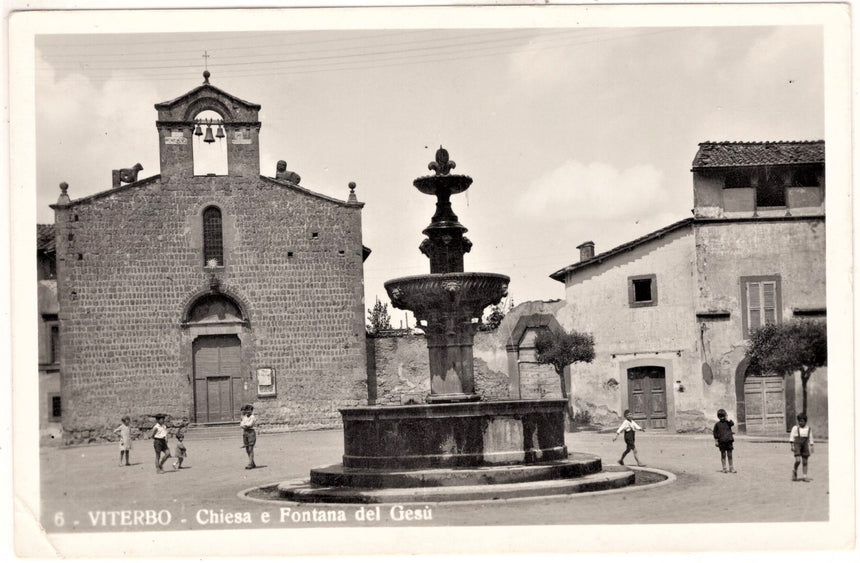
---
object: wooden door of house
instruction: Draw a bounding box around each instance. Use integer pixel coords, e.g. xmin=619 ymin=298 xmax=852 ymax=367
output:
xmin=193 ymin=335 xmax=242 ymax=423
xmin=627 ymin=366 xmax=668 ymax=429
xmin=744 ymin=375 xmax=785 ymax=434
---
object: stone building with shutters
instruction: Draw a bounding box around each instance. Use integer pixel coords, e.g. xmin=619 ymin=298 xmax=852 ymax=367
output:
xmin=547 ymin=141 xmax=826 ymax=436
xmin=51 ymin=72 xmax=369 ymax=443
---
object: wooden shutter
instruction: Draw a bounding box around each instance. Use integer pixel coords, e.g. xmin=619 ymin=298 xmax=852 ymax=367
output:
xmin=762 ymin=281 xmax=777 ymax=324
xmin=747 ymin=282 xmax=762 ymax=330
xmin=744 ymin=278 xmax=780 ymax=335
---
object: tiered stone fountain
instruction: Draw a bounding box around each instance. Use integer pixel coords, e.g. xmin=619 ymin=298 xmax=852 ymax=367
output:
xmin=278 ymin=148 xmax=633 ymax=502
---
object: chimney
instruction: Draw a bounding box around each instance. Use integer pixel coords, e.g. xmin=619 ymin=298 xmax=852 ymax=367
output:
xmin=576 ymin=241 xmax=595 ymax=262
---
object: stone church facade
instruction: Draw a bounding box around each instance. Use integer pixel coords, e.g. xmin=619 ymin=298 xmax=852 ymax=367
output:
xmin=52 ymin=73 xmax=369 ymax=442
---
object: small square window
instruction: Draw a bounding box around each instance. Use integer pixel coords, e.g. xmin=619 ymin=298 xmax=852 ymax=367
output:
xmin=633 ymin=279 xmax=652 ymax=302
xmin=628 ymin=274 xmax=658 ymax=308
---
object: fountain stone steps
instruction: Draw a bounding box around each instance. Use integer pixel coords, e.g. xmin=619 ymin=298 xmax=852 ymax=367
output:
xmin=277 ymin=468 xmax=635 ymax=504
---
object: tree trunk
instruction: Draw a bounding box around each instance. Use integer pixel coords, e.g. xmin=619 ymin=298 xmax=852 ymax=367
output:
xmin=801 ymin=370 xmax=810 ymax=416
xmin=558 ymin=371 xmax=574 ymax=431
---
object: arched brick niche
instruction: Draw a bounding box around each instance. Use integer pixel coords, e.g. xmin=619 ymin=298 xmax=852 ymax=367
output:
xmin=506 ymin=314 xmax=568 ymax=400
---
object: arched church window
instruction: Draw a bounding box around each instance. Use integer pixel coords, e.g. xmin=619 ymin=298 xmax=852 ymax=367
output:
xmin=203 ymin=206 xmax=224 ymax=267
xmin=192 ymin=110 xmax=228 ymax=176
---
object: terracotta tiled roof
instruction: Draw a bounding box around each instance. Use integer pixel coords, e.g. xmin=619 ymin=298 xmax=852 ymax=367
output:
xmin=37 ymin=224 xmax=55 ymax=252
xmin=691 ymin=141 xmax=824 ymax=169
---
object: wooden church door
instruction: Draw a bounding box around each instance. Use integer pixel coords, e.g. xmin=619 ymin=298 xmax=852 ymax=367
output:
xmin=193 ymin=335 xmax=242 ymax=423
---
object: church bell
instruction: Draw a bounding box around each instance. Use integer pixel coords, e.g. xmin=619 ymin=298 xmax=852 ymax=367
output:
xmin=216 ymin=125 xmax=225 ymax=140
xmin=203 ymin=125 xmax=215 ymax=143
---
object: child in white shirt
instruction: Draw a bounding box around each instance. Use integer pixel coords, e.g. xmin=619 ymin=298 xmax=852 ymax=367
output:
xmin=789 ymin=413 xmax=814 ymax=482
xmin=113 ymin=416 xmax=132 ymax=467
xmin=240 ymin=405 xmax=257 ymax=470
xmin=613 ymin=409 xmax=645 ymax=466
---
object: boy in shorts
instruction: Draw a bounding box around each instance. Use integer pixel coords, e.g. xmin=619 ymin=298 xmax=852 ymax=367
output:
xmin=713 ymin=408 xmax=736 ymax=473
xmin=150 ymin=414 xmax=171 ymax=474
xmin=240 ymin=405 xmax=257 ymax=469
xmin=789 ymin=413 xmax=814 ymax=482
xmin=613 ymin=409 xmax=645 ymax=466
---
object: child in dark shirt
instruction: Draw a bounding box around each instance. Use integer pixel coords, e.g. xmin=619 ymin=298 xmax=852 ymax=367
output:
xmin=713 ymin=408 xmax=736 ymax=473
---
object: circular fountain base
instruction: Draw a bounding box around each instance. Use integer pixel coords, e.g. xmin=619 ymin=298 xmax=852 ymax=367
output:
xmin=277 ymin=457 xmax=635 ymax=503
xmin=270 ymin=399 xmax=641 ymax=504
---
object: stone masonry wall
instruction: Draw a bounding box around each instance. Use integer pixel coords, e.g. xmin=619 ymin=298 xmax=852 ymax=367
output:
xmin=55 ymin=174 xmax=367 ymax=443
xmin=369 ymin=330 xmax=511 ymax=405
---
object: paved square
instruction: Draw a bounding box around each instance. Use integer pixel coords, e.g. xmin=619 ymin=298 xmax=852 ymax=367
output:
xmin=38 ymin=429 xmax=828 ymax=533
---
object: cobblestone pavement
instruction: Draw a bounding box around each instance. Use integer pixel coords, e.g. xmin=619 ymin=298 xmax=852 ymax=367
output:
xmin=37 ymin=429 xmax=830 ymax=537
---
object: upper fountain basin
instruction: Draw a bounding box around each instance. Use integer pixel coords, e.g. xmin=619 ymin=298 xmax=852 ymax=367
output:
xmin=413 ymin=174 xmax=473 ymax=196
xmin=385 ymin=272 xmax=509 ymax=316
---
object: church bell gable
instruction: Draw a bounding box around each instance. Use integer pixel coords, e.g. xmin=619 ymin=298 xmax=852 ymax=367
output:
xmin=155 ymin=71 xmax=261 ymax=180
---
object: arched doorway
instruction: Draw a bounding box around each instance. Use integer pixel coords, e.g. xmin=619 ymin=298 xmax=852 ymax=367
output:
xmin=626 ymin=366 xmax=667 ymax=429
xmin=184 ymin=294 xmax=248 ymax=423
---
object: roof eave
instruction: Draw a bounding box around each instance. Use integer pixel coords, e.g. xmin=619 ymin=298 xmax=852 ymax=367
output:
xmin=155 ymin=84 xmax=261 ymax=111
xmin=549 ymin=217 xmax=695 ymax=282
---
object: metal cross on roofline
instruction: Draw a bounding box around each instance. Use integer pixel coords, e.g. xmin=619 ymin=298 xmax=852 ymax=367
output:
xmin=202 ymin=50 xmax=210 ymax=70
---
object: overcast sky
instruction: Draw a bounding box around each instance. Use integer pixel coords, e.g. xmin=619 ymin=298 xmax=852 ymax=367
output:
xmin=33 ymin=22 xmax=824 ymax=326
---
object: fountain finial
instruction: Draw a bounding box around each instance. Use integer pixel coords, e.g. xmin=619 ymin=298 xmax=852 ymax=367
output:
xmin=428 ymin=145 xmax=456 ymax=175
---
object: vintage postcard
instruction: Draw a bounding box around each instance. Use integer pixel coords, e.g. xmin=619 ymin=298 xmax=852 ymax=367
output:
xmin=6 ymin=2 xmax=855 ymax=559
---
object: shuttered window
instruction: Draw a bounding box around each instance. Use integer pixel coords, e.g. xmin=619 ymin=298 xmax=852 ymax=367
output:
xmin=741 ymin=276 xmax=782 ymax=337
xmin=203 ymin=206 xmax=224 ymax=267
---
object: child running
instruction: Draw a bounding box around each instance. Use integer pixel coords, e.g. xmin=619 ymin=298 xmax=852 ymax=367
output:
xmin=789 ymin=413 xmax=814 ymax=482
xmin=713 ymin=408 xmax=736 ymax=473
xmin=150 ymin=413 xmax=171 ymax=474
xmin=613 ymin=409 xmax=645 ymax=466
xmin=240 ymin=405 xmax=257 ymax=469
xmin=113 ymin=416 xmax=132 ymax=467
xmin=172 ymin=430 xmax=187 ymax=470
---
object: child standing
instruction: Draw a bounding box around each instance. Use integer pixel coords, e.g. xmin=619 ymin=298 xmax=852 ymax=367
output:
xmin=713 ymin=408 xmax=736 ymax=473
xmin=113 ymin=416 xmax=132 ymax=467
xmin=789 ymin=413 xmax=814 ymax=482
xmin=150 ymin=414 xmax=171 ymax=474
xmin=240 ymin=405 xmax=257 ymax=470
xmin=172 ymin=431 xmax=187 ymax=470
xmin=613 ymin=409 xmax=645 ymax=466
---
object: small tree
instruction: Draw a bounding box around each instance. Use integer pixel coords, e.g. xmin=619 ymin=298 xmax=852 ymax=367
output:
xmin=479 ymin=296 xmax=514 ymax=331
xmin=747 ymin=320 xmax=827 ymax=415
xmin=534 ymin=329 xmax=595 ymax=429
xmin=480 ymin=304 xmax=506 ymax=331
xmin=366 ymin=298 xmax=392 ymax=336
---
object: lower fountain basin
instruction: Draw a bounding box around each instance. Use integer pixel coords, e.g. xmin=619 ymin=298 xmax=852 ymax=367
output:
xmin=340 ymin=399 xmax=568 ymax=470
